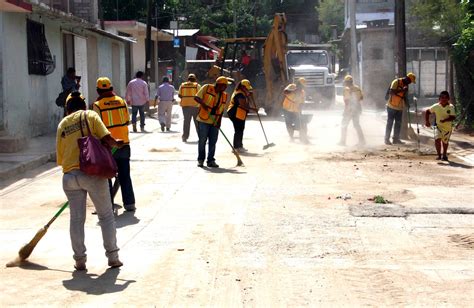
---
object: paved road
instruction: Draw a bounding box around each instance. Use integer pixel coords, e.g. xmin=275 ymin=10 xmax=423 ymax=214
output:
xmin=1 ymin=106 xmax=473 ymax=306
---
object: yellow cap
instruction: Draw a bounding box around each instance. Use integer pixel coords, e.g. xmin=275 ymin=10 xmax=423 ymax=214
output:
xmin=240 ymin=79 xmax=253 ymax=90
xmin=407 ymin=72 xmax=416 ymax=84
xmin=285 ymin=84 xmax=297 ymax=91
xmin=216 ymin=76 xmax=231 ymax=85
xmin=188 ymin=73 xmax=196 ymax=80
xmin=97 ymin=77 xmax=112 ymax=89
xmin=344 ymin=75 xmax=353 ymax=82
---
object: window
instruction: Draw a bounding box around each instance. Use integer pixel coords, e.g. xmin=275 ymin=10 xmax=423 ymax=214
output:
xmin=27 ymin=19 xmax=55 ymax=75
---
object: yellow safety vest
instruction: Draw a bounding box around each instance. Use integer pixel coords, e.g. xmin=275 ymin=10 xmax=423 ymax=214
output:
xmin=178 ymin=81 xmax=200 ymax=107
xmin=282 ymin=89 xmax=304 ymax=113
xmin=387 ymin=78 xmax=406 ymax=110
xmin=93 ymin=95 xmax=130 ymax=143
xmin=228 ymin=89 xmax=249 ymax=121
xmin=197 ymin=84 xmax=228 ymax=126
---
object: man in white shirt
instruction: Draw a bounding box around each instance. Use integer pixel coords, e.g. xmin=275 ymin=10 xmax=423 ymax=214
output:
xmin=125 ymin=71 xmax=149 ymax=132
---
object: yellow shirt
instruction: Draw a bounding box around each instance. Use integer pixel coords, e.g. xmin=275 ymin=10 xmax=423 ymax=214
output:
xmin=56 ymin=110 xmax=111 ymax=173
xmin=387 ymin=78 xmax=406 ymax=110
xmin=178 ymin=81 xmax=201 ymax=107
xmin=196 ymin=84 xmax=228 ymax=125
xmin=343 ymin=85 xmax=363 ymax=113
xmin=429 ymin=102 xmax=455 ymax=132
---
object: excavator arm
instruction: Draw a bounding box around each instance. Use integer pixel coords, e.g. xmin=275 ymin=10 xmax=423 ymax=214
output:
xmin=263 ymin=13 xmax=288 ymax=111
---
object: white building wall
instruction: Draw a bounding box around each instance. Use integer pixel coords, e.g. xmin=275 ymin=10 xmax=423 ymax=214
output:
xmin=1 ymin=12 xmax=63 ymax=137
xmin=0 ymin=12 xmax=127 ymax=138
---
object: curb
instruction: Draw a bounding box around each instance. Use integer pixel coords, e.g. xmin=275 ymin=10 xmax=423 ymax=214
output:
xmin=0 ymin=151 xmax=56 ymax=181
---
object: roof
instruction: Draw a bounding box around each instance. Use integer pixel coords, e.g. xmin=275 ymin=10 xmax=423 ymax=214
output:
xmin=88 ymin=27 xmax=137 ymax=43
xmin=162 ymin=29 xmax=200 ymax=37
xmin=104 ymin=20 xmax=173 ymax=41
xmin=345 ymin=12 xmax=394 ymax=30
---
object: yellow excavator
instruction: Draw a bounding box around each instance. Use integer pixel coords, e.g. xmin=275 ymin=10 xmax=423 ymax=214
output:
xmin=217 ymin=13 xmax=289 ymax=115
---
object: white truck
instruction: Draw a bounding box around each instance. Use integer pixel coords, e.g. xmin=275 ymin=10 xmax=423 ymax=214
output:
xmin=287 ymin=44 xmax=336 ymax=108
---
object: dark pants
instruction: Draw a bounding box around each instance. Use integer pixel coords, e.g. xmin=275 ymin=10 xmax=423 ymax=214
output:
xmin=109 ymin=145 xmax=135 ymax=209
xmin=284 ymin=110 xmax=307 ymax=140
xmin=229 ymin=116 xmax=245 ymax=149
xmin=198 ymin=122 xmax=219 ymax=163
xmin=385 ymin=106 xmax=403 ymax=141
xmin=131 ymin=105 xmax=145 ymax=128
xmin=182 ymin=106 xmax=199 ymax=140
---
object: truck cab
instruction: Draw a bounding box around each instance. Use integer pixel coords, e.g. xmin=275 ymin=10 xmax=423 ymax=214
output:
xmin=287 ymin=44 xmax=336 ymax=107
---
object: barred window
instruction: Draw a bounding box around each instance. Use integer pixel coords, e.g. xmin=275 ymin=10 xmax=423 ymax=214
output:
xmin=27 ymin=19 xmax=55 ymax=75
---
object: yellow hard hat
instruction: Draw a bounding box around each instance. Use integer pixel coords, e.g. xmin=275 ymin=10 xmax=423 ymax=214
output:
xmin=188 ymin=73 xmax=196 ymax=80
xmin=285 ymin=84 xmax=297 ymax=91
xmin=297 ymin=77 xmax=306 ymax=85
xmin=407 ymin=72 xmax=416 ymax=84
xmin=216 ymin=76 xmax=231 ymax=85
xmin=344 ymin=75 xmax=353 ymax=82
xmin=240 ymin=79 xmax=253 ymax=90
xmin=96 ymin=77 xmax=112 ymax=89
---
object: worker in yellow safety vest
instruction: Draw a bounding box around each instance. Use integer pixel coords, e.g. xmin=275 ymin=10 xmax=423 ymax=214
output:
xmin=92 ymin=77 xmax=136 ymax=212
xmin=282 ymin=77 xmax=308 ymax=143
xmin=194 ymin=76 xmax=230 ymax=168
xmin=338 ymin=75 xmax=365 ymax=146
xmin=227 ymin=79 xmax=256 ymax=153
xmin=178 ymin=73 xmax=201 ymax=142
xmin=385 ymin=72 xmax=416 ymax=145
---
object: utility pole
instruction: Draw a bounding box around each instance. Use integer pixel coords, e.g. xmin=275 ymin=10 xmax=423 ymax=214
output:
xmin=349 ymin=0 xmax=358 ymax=83
xmin=395 ymin=0 xmax=408 ymax=138
xmin=233 ymin=0 xmax=237 ymax=38
xmin=145 ymin=0 xmax=153 ymax=82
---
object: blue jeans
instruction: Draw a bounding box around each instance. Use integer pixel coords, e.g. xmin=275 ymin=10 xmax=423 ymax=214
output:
xmin=131 ymin=105 xmax=145 ymax=128
xmin=62 ymin=170 xmax=119 ymax=263
xmin=385 ymin=106 xmax=403 ymax=141
xmin=109 ymin=145 xmax=135 ymax=210
xmin=198 ymin=122 xmax=219 ymax=163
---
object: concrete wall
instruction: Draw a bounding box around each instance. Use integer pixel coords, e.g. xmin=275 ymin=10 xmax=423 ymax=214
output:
xmin=0 ymin=12 xmax=126 ymax=139
xmin=0 ymin=12 xmax=64 ymax=137
xmin=359 ymin=28 xmax=395 ymax=109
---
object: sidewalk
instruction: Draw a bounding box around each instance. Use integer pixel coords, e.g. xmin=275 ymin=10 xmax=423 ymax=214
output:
xmin=0 ymin=106 xmax=160 ymax=182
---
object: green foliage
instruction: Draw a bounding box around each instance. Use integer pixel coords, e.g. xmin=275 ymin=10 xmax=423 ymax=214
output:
xmin=407 ymin=0 xmax=465 ymax=44
xmin=373 ymin=195 xmax=389 ymax=204
xmin=316 ymin=0 xmax=344 ymax=43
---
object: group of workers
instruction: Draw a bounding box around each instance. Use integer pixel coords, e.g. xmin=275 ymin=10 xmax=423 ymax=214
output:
xmin=56 ymin=68 xmax=456 ymax=271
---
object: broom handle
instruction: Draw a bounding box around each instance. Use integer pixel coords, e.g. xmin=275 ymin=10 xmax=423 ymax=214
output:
xmin=249 ymin=96 xmax=270 ymax=144
xmin=45 ymin=201 xmax=69 ymax=228
xmin=45 ymin=147 xmax=119 ymax=228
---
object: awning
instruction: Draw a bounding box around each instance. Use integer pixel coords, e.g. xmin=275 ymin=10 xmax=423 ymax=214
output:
xmin=162 ymin=29 xmax=200 ymax=37
xmin=0 ymin=0 xmax=32 ymax=12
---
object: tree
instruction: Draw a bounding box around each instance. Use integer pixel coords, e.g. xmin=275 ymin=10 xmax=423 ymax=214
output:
xmin=316 ymin=0 xmax=344 ymax=42
xmin=407 ymin=0 xmax=474 ymax=128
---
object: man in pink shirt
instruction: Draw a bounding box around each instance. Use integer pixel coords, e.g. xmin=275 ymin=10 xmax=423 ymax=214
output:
xmin=125 ymin=71 xmax=150 ymax=132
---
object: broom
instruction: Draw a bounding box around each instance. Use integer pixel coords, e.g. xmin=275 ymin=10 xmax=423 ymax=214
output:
xmin=18 ymin=201 xmax=69 ymax=261
xmin=210 ymin=113 xmax=244 ymax=166
xmin=406 ymin=96 xmax=418 ymax=140
xmin=249 ymin=96 xmax=275 ymax=150
xmin=17 ymin=148 xmax=119 ymax=261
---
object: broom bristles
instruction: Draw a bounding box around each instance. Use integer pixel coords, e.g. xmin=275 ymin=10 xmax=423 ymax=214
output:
xmin=18 ymin=227 xmax=48 ymax=261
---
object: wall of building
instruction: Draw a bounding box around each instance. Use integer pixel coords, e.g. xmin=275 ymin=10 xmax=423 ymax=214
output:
xmin=1 ymin=12 xmax=64 ymax=137
xmin=359 ymin=27 xmax=395 ymax=109
xmin=0 ymin=11 xmax=126 ymax=139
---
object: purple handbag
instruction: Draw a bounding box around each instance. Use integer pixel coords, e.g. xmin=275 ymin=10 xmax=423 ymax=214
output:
xmin=77 ymin=111 xmax=118 ymax=178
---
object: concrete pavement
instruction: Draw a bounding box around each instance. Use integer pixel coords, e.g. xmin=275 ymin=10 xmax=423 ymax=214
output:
xmin=1 ymin=104 xmax=472 ymax=183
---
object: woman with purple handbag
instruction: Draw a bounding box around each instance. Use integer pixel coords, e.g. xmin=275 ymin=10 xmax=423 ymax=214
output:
xmin=56 ymin=91 xmax=124 ymax=271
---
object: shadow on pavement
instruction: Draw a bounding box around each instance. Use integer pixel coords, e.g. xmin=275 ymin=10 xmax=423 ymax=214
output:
xmin=62 ymin=268 xmax=135 ymax=295
xmin=204 ymin=167 xmax=246 ymax=174
xmin=438 ymin=161 xmax=473 ymax=169
xmin=115 ymin=211 xmax=140 ymax=229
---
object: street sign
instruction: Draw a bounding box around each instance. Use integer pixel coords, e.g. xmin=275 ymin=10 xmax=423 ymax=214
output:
xmin=170 ymin=21 xmax=178 ymax=30
xmin=173 ymin=37 xmax=180 ymax=48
